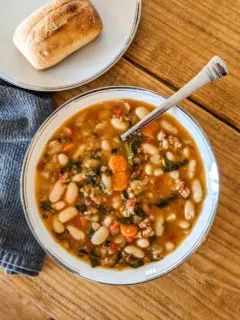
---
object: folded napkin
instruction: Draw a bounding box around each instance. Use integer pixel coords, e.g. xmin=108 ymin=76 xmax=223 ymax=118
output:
xmin=0 ymin=80 xmax=54 ymax=276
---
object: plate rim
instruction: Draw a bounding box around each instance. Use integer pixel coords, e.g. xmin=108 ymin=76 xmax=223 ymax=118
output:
xmin=0 ymin=0 xmax=142 ymax=92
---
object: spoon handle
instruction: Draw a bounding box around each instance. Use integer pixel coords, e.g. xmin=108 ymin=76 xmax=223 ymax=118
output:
xmin=121 ymin=56 xmax=228 ymax=141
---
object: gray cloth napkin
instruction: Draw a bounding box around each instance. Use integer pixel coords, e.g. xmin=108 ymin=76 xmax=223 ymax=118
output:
xmin=0 ymin=80 xmax=54 ymax=276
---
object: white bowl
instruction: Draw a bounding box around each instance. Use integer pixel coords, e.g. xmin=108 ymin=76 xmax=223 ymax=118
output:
xmin=21 ymin=86 xmax=220 ymax=285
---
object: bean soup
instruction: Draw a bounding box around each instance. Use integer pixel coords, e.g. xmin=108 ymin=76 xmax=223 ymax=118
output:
xmin=36 ymin=99 xmax=205 ymax=269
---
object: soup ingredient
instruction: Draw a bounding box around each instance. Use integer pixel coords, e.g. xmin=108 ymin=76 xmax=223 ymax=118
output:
xmin=120 ymin=224 xmax=137 ymax=237
xmin=67 ymin=226 xmax=85 ymax=241
xmin=124 ymin=245 xmax=145 ymax=259
xmin=58 ymin=207 xmax=78 ymax=223
xmin=49 ymin=181 xmax=66 ymax=203
xmin=91 ymin=226 xmax=109 ymax=245
xmin=142 ymin=121 xmax=158 ymax=137
xmin=65 ymin=182 xmax=78 ymax=204
xmin=52 ymin=217 xmax=65 ymax=234
xmin=192 ymin=179 xmax=203 ymax=203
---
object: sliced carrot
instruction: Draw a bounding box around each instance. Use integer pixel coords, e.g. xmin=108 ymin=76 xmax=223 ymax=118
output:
xmin=109 ymin=155 xmax=128 ymax=172
xmin=112 ymin=171 xmax=129 ymax=191
xmin=63 ymin=143 xmax=75 ymax=152
xmin=142 ymin=121 xmax=158 ymax=137
xmin=109 ymin=221 xmax=120 ymax=235
xmin=120 ymin=224 xmax=137 ymax=237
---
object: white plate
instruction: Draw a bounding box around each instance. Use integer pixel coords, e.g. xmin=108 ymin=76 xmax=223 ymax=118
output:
xmin=21 ymin=87 xmax=220 ymax=285
xmin=0 ymin=0 xmax=141 ymax=91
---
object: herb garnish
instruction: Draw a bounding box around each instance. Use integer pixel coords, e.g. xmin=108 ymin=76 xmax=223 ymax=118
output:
xmin=156 ymin=194 xmax=178 ymax=208
xmin=164 ymin=158 xmax=188 ymax=172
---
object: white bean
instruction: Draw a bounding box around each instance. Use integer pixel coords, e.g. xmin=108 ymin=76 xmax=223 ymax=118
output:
xmin=153 ymin=168 xmax=164 ymax=176
xmin=124 ymin=245 xmax=145 ymax=259
xmin=52 ymin=201 xmax=66 ymax=211
xmin=72 ymin=173 xmax=85 ymax=182
xmin=101 ymin=140 xmax=111 ymax=151
xmin=168 ymin=170 xmax=179 ymax=180
xmin=178 ymin=220 xmax=190 ymax=229
xmin=165 ymin=241 xmax=175 ymax=252
xmin=160 ymin=119 xmax=178 ymax=135
xmin=91 ymin=226 xmax=109 ymax=245
xmin=84 ymin=159 xmax=100 ymax=168
xmin=136 ymin=238 xmax=149 ymax=248
xmin=67 ymin=225 xmax=85 ymax=241
xmin=135 ymin=106 xmax=149 ymax=120
xmin=184 ymin=200 xmax=195 ymax=220
xmin=58 ymin=207 xmax=78 ymax=223
xmin=166 ymin=213 xmax=176 ymax=222
xmin=151 ymin=155 xmax=161 ymax=164
xmin=154 ymin=215 xmax=165 ymax=236
xmin=102 ymin=174 xmax=112 ymax=192
xmin=166 ymin=151 xmax=175 ymax=161
xmin=95 ymin=122 xmax=106 ymax=130
xmin=52 ymin=216 xmax=65 ymax=234
xmin=188 ymin=159 xmax=197 ymax=179
xmin=92 ymin=222 xmax=100 ymax=231
xmin=145 ymin=164 xmax=153 ymax=175
xmin=103 ymin=216 xmax=112 ymax=227
xmin=183 ymin=147 xmax=190 ymax=158
xmin=142 ymin=143 xmax=159 ymax=155
xmin=65 ymin=182 xmax=78 ymax=204
xmin=192 ymin=179 xmax=203 ymax=203
xmin=111 ymin=118 xmax=129 ymax=131
xmin=58 ymin=153 xmax=69 ymax=166
xmin=49 ymin=181 xmax=65 ymax=203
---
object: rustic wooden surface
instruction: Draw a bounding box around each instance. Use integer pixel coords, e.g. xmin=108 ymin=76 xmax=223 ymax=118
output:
xmin=1 ymin=1 xmax=240 ymax=319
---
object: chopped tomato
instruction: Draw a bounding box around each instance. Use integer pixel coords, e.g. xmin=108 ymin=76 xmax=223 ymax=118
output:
xmin=112 ymin=102 xmax=130 ymax=117
xmin=125 ymin=236 xmax=134 ymax=243
xmin=127 ymin=199 xmax=135 ymax=207
xmin=108 ymin=243 xmax=119 ymax=255
xmin=79 ymin=216 xmax=89 ymax=230
xmin=109 ymin=221 xmax=120 ymax=235
xmin=85 ymin=197 xmax=95 ymax=206
xmin=120 ymin=224 xmax=137 ymax=237
xmin=71 ymin=215 xmax=82 ymax=228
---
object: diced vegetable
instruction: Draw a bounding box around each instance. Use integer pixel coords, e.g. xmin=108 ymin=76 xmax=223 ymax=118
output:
xmin=142 ymin=121 xmax=158 ymax=137
xmin=120 ymin=224 xmax=137 ymax=237
xmin=63 ymin=143 xmax=75 ymax=152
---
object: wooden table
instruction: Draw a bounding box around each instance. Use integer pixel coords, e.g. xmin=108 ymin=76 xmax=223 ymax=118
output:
xmin=1 ymin=1 xmax=240 ymax=319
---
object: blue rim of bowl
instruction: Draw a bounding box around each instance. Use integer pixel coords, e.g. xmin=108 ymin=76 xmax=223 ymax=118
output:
xmin=21 ymin=86 xmax=220 ymax=285
xmin=0 ymin=1 xmax=142 ymax=92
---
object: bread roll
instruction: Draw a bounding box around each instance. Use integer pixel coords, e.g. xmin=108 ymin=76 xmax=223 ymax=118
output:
xmin=13 ymin=0 xmax=103 ymax=70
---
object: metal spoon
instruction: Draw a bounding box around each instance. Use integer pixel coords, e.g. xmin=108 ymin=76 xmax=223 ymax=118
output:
xmin=121 ymin=56 xmax=228 ymax=141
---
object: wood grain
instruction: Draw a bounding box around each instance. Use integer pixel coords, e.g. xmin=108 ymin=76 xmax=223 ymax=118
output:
xmin=0 ymin=277 xmax=52 ymax=320
xmin=125 ymin=0 xmax=240 ymax=129
xmin=2 ymin=59 xmax=240 ymax=320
